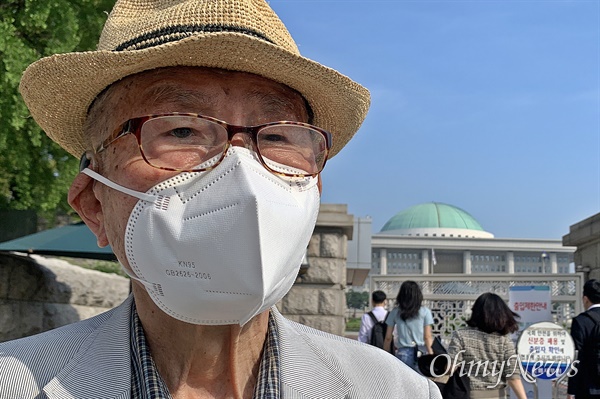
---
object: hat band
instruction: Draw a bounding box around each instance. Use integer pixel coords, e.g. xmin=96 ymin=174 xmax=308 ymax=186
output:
xmin=114 ymin=24 xmax=273 ymax=51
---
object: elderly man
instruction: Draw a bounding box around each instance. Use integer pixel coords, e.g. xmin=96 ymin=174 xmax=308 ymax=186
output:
xmin=0 ymin=1 xmax=442 ymax=398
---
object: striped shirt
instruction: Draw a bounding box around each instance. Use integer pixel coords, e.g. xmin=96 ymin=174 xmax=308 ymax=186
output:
xmin=130 ymin=304 xmax=281 ymax=398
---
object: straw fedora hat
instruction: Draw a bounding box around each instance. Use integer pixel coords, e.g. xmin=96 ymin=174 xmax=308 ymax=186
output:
xmin=19 ymin=0 xmax=370 ymax=159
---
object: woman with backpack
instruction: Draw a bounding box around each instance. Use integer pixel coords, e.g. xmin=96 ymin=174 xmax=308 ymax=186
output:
xmin=384 ymin=280 xmax=434 ymax=370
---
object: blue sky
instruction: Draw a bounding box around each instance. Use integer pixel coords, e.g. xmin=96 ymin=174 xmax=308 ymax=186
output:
xmin=269 ymin=0 xmax=600 ymax=240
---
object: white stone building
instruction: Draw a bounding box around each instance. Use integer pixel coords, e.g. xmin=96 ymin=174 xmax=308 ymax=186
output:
xmin=348 ymin=202 xmax=575 ymax=290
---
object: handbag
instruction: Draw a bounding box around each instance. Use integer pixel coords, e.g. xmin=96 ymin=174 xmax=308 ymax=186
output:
xmin=414 ymin=344 xmax=429 ymax=358
xmin=415 ymin=335 xmax=447 ymax=358
xmin=416 ymin=351 xmax=469 ymax=399
xmin=432 ymin=336 xmax=447 ymax=355
xmin=440 ymin=333 xmax=470 ymax=399
xmin=442 ymin=371 xmax=470 ymax=399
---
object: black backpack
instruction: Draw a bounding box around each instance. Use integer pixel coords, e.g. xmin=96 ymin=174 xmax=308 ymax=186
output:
xmin=367 ymin=311 xmax=389 ymax=350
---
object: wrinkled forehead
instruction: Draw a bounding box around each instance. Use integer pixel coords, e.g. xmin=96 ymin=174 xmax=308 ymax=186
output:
xmin=88 ymin=66 xmax=310 ymax=119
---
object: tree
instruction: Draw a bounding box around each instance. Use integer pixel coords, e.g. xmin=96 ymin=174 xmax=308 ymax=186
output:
xmin=346 ymin=291 xmax=369 ymax=311
xmin=0 ymin=0 xmax=115 ymax=224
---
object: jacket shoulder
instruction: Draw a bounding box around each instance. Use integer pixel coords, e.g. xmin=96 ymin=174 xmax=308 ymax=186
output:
xmin=574 ymin=309 xmax=600 ymax=327
xmin=1 ymin=309 xmax=110 ymax=357
xmin=275 ymin=313 xmax=441 ymax=398
xmin=0 ymin=300 xmax=130 ymax=398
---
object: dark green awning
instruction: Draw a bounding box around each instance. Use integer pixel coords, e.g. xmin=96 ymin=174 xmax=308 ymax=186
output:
xmin=0 ymin=222 xmax=116 ymax=261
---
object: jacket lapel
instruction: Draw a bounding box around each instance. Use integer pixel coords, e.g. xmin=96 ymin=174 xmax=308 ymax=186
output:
xmin=273 ymin=309 xmax=352 ymax=399
xmin=43 ymin=296 xmax=134 ymax=399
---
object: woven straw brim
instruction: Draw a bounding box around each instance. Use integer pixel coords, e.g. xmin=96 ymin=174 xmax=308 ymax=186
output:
xmin=19 ymin=32 xmax=370 ymax=159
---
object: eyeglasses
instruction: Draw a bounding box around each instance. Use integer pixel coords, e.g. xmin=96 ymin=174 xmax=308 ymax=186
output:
xmin=88 ymin=113 xmax=332 ymax=177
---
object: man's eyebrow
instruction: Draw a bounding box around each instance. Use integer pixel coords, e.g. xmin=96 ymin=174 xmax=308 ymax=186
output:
xmin=244 ymin=89 xmax=305 ymax=119
xmin=144 ymin=84 xmax=217 ymax=110
xmin=141 ymin=84 xmax=306 ymax=120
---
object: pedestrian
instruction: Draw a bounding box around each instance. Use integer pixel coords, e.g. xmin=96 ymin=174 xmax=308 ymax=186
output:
xmin=447 ymin=292 xmax=527 ymax=399
xmin=358 ymin=290 xmax=389 ymax=348
xmin=568 ymin=279 xmax=600 ymax=399
xmin=384 ymin=280 xmax=434 ymax=370
xmin=0 ymin=1 xmax=442 ymax=398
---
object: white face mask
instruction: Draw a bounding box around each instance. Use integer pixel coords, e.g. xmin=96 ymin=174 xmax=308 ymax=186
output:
xmin=83 ymin=147 xmax=320 ymax=325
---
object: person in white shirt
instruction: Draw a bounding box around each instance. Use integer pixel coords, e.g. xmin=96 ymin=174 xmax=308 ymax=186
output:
xmin=358 ymin=290 xmax=389 ymax=344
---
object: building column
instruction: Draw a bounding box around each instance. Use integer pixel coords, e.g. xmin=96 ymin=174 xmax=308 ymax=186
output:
xmin=507 ymin=251 xmax=515 ymax=274
xmin=380 ymin=248 xmax=387 ymax=275
xmin=422 ymin=249 xmax=430 ymax=274
xmin=550 ymin=252 xmax=558 ymax=273
xmin=463 ymin=251 xmax=471 ymax=274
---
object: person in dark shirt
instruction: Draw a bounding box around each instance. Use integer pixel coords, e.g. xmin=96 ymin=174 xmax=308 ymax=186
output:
xmin=568 ymin=279 xmax=600 ymax=399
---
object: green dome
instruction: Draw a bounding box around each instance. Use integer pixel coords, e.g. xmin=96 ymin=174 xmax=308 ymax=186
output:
xmin=381 ymin=202 xmax=485 ymax=232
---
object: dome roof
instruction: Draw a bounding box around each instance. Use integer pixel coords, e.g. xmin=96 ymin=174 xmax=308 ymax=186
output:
xmin=380 ymin=202 xmax=493 ymax=238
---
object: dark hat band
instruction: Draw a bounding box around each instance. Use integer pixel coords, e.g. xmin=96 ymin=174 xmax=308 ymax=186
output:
xmin=115 ymin=24 xmax=273 ymax=51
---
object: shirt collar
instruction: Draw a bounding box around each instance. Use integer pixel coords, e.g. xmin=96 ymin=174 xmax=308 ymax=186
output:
xmin=130 ymin=302 xmax=172 ymax=399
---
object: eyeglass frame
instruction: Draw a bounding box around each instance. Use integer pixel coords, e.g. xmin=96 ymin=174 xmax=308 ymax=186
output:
xmin=80 ymin=112 xmax=333 ymax=178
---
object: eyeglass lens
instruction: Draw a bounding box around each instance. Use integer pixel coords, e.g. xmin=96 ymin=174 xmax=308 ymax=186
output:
xmin=139 ymin=115 xmax=328 ymax=175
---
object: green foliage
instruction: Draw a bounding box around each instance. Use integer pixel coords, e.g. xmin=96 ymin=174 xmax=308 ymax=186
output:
xmin=346 ymin=290 xmax=369 ymax=310
xmin=0 ymin=0 xmax=115 ymax=223
xmin=345 ymin=317 xmax=361 ymax=332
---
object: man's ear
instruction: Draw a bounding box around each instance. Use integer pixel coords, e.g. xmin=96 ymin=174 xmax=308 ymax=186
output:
xmin=68 ymin=172 xmax=109 ymax=247
xmin=583 ymin=295 xmax=591 ymax=309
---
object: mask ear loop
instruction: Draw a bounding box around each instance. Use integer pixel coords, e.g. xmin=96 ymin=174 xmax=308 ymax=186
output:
xmin=78 ymin=153 xmax=159 ymax=293
xmin=78 ymin=152 xmax=157 ymax=203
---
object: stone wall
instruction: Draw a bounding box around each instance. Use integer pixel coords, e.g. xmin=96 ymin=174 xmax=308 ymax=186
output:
xmin=0 ymin=253 xmax=129 ymax=342
xmin=563 ymin=212 xmax=600 ymax=281
xmin=278 ymin=204 xmax=353 ymax=335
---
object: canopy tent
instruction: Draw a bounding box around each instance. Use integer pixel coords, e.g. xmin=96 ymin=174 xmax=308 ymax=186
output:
xmin=0 ymin=222 xmax=116 ymax=261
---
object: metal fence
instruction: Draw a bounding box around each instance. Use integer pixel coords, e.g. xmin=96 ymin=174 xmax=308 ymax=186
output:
xmin=370 ymin=273 xmax=584 ymax=343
